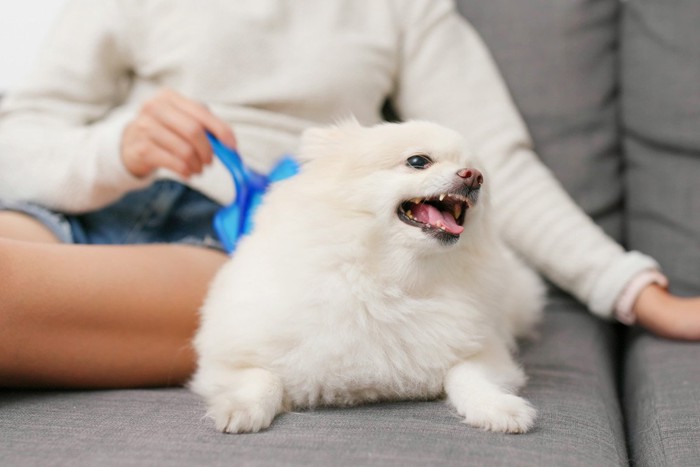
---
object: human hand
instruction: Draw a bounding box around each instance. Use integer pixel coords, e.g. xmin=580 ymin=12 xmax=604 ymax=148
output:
xmin=633 ymin=284 xmax=700 ymax=340
xmin=121 ymin=88 xmax=237 ymax=178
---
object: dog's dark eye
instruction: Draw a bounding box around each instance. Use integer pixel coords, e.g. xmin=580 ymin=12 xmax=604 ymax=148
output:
xmin=406 ymin=154 xmax=432 ymax=169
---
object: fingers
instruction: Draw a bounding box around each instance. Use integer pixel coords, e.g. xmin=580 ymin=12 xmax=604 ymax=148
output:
xmin=164 ymin=89 xmax=237 ymax=149
xmin=151 ymin=99 xmax=213 ymax=170
xmin=121 ymin=88 xmax=236 ymax=179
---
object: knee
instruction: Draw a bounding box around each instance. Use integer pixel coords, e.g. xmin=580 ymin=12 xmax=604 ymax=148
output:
xmin=0 ymin=238 xmax=12 ymax=304
xmin=0 ymin=238 xmax=26 ymax=333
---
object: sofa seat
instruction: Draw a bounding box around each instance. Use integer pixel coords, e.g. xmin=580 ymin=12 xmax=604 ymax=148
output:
xmin=1 ymin=295 xmax=628 ymax=466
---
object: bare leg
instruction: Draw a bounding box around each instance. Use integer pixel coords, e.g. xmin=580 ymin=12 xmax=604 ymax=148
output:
xmin=0 ymin=213 xmax=227 ymax=388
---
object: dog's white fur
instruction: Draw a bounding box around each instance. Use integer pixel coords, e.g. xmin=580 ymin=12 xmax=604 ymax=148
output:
xmin=191 ymin=120 xmax=544 ymax=434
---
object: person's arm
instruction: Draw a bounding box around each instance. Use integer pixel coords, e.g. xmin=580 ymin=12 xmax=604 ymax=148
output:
xmin=0 ymin=0 xmax=147 ymax=212
xmin=392 ymin=0 xmax=700 ymax=339
xmin=633 ymin=286 xmax=700 ymax=340
xmin=0 ymin=1 xmax=236 ymax=213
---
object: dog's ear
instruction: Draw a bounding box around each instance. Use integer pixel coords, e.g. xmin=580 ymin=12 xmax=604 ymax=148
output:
xmin=298 ymin=118 xmax=363 ymax=162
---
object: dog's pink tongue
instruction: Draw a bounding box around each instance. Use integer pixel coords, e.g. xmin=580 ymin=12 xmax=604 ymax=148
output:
xmin=412 ymin=204 xmax=464 ymax=235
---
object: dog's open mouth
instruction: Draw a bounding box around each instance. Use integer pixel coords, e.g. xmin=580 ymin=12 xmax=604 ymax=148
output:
xmin=397 ymin=194 xmax=469 ymax=240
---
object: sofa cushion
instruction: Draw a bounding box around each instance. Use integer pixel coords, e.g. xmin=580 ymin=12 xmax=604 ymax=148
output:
xmin=621 ymin=0 xmax=700 ymax=296
xmin=622 ymin=331 xmax=700 ymax=467
xmin=0 ymin=297 xmax=628 ymax=466
xmin=455 ymin=0 xmax=623 ymax=240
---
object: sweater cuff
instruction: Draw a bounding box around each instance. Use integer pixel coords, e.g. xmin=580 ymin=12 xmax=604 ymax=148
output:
xmin=92 ymin=109 xmax=154 ymax=193
xmin=588 ymin=251 xmax=660 ymax=319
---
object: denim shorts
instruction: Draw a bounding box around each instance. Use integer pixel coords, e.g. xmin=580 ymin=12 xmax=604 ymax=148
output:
xmin=0 ymin=181 xmax=225 ymax=251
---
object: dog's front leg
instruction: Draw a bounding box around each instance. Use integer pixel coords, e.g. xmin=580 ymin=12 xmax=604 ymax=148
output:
xmin=444 ymin=344 xmax=535 ymax=434
xmin=191 ymin=364 xmax=284 ymax=434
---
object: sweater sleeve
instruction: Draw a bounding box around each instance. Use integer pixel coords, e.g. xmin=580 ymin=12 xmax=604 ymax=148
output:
xmin=392 ymin=0 xmax=658 ymax=318
xmin=0 ymin=0 xmax=151 ymax=213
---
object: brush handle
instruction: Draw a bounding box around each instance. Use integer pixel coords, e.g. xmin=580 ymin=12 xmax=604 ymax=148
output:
xmin=207 ymin=132 xmax=300 ymax=252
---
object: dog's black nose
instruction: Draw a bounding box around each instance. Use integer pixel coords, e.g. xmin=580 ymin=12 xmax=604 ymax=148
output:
xmin=457 ymin=168 xmax=483 ymax=190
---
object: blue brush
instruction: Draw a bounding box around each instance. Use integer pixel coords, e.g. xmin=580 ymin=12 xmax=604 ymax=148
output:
xmin=206 ymin=132 xmax=299 ymax=253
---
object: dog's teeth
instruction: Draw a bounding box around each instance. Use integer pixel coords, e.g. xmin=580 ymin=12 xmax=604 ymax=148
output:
xmin=439 ymin=194 xmax=446 ymax=201
xmin=406 ymin=209 xmax=413 ymax=218
xmin=454 ymin=204 xmax=462 ymax=220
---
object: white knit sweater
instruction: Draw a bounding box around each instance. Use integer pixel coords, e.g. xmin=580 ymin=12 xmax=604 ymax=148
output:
xmin=0 ymin=0 xmax=657 ymax=318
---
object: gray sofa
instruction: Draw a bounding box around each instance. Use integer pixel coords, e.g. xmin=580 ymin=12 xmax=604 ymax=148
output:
xmin=2 ymin=0 xmax=700 ymax=465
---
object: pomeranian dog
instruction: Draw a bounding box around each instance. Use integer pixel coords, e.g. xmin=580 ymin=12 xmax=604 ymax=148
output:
xmin=191 ymin=120 xmax=544 ymax=434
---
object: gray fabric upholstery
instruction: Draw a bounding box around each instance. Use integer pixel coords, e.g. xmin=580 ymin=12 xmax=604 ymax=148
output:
xmin=0 ymin=296 xmax=627 ymax=466
xmin=620 ymin=3 xmax=700 ymax=466
xmin=456 ymin=0 xmax=623 ymax=240
xmin=622 ymin=331 xmax=700 ymax=467
xmin=621 ymin=0 xmax=700 ymax=296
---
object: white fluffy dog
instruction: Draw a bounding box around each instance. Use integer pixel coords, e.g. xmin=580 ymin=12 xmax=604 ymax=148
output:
xmin=191 ymin=120 xmax=544 ymax=434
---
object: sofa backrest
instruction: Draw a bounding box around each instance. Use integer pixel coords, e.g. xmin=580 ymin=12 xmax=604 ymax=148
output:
xmin=455 ymin=0 xmax=623 ymax=242
xmin=621 ymin=0 xmax=700 ymax=296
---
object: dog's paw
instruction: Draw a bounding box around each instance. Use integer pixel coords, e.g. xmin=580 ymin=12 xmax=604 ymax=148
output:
xmin=207 ymin=393 xmax=278 ymax=434
xmin=459 ymin=394 xmax=536 ymax=434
